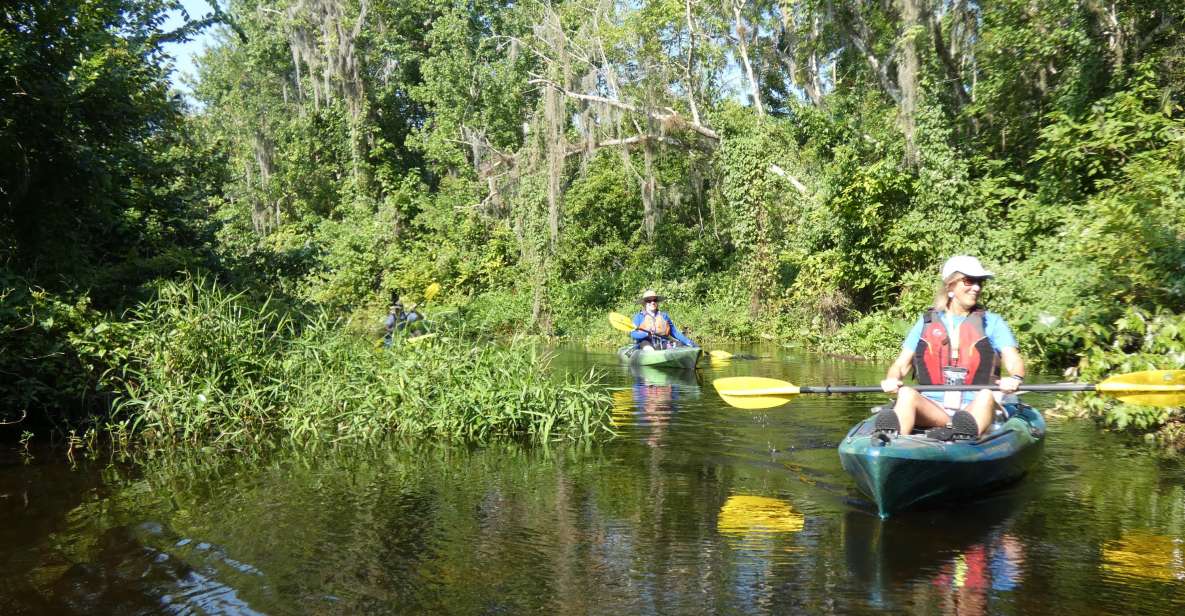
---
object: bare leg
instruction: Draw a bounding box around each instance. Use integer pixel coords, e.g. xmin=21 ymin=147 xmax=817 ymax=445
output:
xmin=893 ymin=387 xmax=950 ymax=434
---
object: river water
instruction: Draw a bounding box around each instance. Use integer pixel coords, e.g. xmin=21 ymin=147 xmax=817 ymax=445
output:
xmin=2 ymin=344 xmax=1183 ymax=614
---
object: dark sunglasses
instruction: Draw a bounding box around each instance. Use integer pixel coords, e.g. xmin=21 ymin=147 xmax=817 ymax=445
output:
xmin=959 ymin=277 xmax=987 ymax=287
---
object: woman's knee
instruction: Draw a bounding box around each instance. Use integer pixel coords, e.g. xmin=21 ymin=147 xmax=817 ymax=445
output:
xmin=893 ymin=387 xmax=923 ymax=417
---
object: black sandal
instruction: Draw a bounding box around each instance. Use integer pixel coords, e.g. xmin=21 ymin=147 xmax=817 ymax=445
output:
xmin=872 ymin=409 xmax=900 ymax=436
xmin=951 ymin=410 xmax=979 ymax=440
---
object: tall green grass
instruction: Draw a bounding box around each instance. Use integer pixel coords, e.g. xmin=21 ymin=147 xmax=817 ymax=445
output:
xmin=104 ymin=278 xmax=612 ymax=449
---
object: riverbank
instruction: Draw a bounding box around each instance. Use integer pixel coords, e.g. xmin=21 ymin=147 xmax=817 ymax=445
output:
xmin=2 ymin=278 xmax=611 ymax=452
xmin=3 ymin=274 xmax=1182 ymax=453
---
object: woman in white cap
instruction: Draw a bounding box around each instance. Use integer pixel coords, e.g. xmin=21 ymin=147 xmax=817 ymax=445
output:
xmin=631 ymin=290 xmax=697 ymax=350
xmin=876 ymin=256 xmax=1026 ymax=440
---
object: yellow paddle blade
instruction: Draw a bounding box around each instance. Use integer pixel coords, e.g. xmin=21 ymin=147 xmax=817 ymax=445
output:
xmin=709 ymin=350 xmax=734 ymax=361
xmin=424 ymin=282 xmax=441 ymax=301
xmin=1096 ymin=370 xmax=1185 ymax=407
xmin=713 ymin=376 xmax=800 ymax=409
xmin=717 ymin=495 xmax=804 ymax=535
xmin=608 ymin=311 xmax=635 ymax=333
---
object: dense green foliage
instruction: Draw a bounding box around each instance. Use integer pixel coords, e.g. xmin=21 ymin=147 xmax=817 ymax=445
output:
xmin=2 ymin=0 xmax=218 ymax=426
xmin=2 ymin=0 xmax=1184 ymax=446
xmin=99 ymin=278 xmax=609 ymax=447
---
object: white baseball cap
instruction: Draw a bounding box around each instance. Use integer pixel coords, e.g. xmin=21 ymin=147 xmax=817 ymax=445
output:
xmin=941 ymin=255 xmax=994 ymax=280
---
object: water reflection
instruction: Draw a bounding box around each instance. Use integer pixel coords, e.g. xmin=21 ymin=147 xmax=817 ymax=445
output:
xmin=623 ymin=365 xmax=700 ymax=447
xmin=717 ymin=495 xmax=805 ymax=536
xmin=1102 ymin=531 xmax=1185 ymax=583
xmin=843 ymin=493 xmax=1027 ymax=612
xmin=715 ymin=494 xmax=808 ymax=614
xmin=927 ymin=532 xmax=1026 ymax=615
xmin=5 ymin=344 xmax=1185 ymax=614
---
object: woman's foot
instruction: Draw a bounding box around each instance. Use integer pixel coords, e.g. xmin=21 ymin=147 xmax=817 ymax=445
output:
xmin=951 ymin=410 xmax=980 ymax=440
xmin=872 ymin=409 xmax=901 ymax=436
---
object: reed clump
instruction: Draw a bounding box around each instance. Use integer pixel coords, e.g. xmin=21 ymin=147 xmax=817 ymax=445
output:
xmin=104 ymin=279 xmax=611 ymax=448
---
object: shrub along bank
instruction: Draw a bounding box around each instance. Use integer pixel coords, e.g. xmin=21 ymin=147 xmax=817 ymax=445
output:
xmin=2 ymin=278 xmax=611 ymax=451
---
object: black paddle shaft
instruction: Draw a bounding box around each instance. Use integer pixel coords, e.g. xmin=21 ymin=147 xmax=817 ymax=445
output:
xmin=798 ymin=383 xmax=1096 ymax=395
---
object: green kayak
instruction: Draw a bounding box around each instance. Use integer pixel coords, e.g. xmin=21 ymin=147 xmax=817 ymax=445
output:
xmin=617 ymin=345 xmax=701 ymax=370
xmin=838 ymin=403 xmax=1046 ymax=518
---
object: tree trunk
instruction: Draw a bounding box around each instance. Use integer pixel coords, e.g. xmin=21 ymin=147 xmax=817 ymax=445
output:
xmin=845 ymin=4 xmax=902 ymax=103
xmin=897 ymin=0 xmax=922 ymax=168
xmin=251 ymin=130 xmax=278 ymax=233
xmin=777 ymin=1 xmax=824 ymax=106
xmin=732 ymin=1 xmax=765 ymax=116
xmin=546 ymin=88 xmax=564 ymax=254
xmin=641 ymin=137 xmax=659 ymax=239
xmin=928 ymin=7 xmax=970 ymax=112
xmin=685 ymin=0 xmax=702 ymax=125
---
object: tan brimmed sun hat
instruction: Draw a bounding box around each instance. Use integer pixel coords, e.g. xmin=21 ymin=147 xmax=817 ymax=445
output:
xmin=639 ymin=289 xmax=665 ymax=304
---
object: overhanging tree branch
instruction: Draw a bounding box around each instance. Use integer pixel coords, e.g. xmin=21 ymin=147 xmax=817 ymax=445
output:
xmin=527 ymin=79 xmax=720 ymax=141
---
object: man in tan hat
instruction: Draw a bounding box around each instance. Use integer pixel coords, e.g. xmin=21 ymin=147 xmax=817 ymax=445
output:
xmin=630 ymin=290 xmax=696 ymax=350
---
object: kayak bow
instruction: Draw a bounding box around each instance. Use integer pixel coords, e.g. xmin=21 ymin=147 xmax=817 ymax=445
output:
xmin=838 ymin=403 xmax=1046 ymax=518
xmin=617 ymin=345 xmax=702 ymax=370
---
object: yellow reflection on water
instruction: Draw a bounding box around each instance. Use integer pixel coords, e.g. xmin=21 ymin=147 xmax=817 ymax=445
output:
xmin=1102 ymin=531 xmax=1185 ymax=582
xmin=610 ymin=390 xmax=633 ymax=426
xmin=717 ymin=495 xmax=805 ymax=535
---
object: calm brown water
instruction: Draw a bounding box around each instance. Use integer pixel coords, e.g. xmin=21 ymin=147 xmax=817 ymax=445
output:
xmin=2 ymin=344 xmax=1183 ymax=614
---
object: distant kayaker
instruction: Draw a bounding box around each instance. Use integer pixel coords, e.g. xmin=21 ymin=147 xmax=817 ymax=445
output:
xmin=631 ymin=290 xmax=697 ymax=350
xmin=383 ymin=298 xmax=422 ymax=346
xmin=876 ymin=256 xmax=1026 ymax=440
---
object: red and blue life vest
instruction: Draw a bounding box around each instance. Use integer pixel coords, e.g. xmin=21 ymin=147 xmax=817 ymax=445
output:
xmin=912 ymin=308 xmax=1000 ymax=385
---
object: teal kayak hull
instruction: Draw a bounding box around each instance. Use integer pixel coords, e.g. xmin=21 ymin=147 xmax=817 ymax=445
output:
xmin=617 ymin=345 xmax=701 ymax=370
xmin=838 ymin=404 xmax=1046 ymax=518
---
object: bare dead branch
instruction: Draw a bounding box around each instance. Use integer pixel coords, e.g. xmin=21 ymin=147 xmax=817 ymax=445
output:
xmin=528 ymin=79 xmax=719 ymax=141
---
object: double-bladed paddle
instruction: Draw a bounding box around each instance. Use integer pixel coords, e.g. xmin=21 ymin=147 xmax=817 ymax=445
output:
xmin=712 ymin=370 xmax=1185 ymax=410
xmin=607 ymin=311 xmax=733 ymax=361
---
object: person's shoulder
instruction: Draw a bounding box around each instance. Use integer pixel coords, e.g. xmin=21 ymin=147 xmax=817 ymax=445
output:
xmin=982 ymin=309 xmax=1010 ymax=324
xmin=981 ymin=310 xmax=1017 ymax=337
